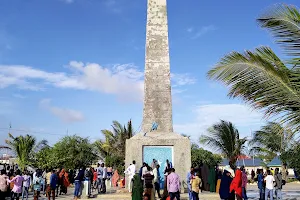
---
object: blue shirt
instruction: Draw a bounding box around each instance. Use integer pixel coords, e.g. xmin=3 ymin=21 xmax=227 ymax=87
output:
xmin=50 ymin=173 xmax=58 ymax=189
xmin=186 ymin=172 xmax=195 ymax=186
xmin=258 ymin=174 xmax=264 ymax=189
xmin=75 ymin=169 xmax=84 ymax=181
xmin=33 ymin=176 xmax=43 ymax=191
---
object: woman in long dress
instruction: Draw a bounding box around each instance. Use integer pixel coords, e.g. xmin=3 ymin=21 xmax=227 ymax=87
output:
xmin=59 ymin=169 xmax=70 ymax=194
xmin=230 ymin=169 xmax=242 ymax=200
xmin=131 ymin=174 xmax=143 ymax=200
xmin=111 ymin=170 xmax=119 ymax=187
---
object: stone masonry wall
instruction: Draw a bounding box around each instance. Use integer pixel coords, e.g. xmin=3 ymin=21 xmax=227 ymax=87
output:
xmin=142 ymin=0 xmax=173 ymax=133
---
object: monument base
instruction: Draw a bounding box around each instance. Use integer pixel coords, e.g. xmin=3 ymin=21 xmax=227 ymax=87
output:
xmin=125 ymin=132 xmax=191 ymax=189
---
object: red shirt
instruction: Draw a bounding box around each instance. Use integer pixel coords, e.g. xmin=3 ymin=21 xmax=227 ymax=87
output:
xmin=93 ymin=172 xmax=97 ymax=181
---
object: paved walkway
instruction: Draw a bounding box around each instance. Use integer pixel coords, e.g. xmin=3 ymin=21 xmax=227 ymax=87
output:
xmin=8 ymin=183 xmax=300 ymax=200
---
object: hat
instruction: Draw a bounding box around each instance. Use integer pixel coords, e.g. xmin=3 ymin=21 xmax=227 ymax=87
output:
xmin=224 ymin=165 xmax=231 ymax=172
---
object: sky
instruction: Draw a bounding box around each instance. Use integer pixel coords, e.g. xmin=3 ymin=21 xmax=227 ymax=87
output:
xmin=1 ymin=0 xmax=299 ymax=148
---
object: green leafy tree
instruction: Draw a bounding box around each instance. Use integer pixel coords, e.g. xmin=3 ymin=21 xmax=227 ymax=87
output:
xmin=207 ymin=4 xmax=300 ymax=132
xmin=191 ymin=144 xmax=222 ymax=167
xmin=34 ymin=147 xmax=56 ymax=170
xmin=0 ymin=134 xmax=48 ymax=170
xmin=200 ymin=120 xmax=247 ymax=169
xmin=52 ymin=135 xmax=98 ymax=169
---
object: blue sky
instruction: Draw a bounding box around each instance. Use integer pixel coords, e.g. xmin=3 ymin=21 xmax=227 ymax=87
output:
xmin=1 ymin=0 xmax=299 ymax=147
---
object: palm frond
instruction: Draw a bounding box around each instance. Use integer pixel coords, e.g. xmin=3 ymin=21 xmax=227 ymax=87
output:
xmin=250 ymin=122 xmax=296 ymax=156
xmin=208 ymin=47 xmax=300 ymax=131
xmin=258 ymin=4 xmax=300 ymax=57
xmin=0 ymin=145 xmax=11 ymax=150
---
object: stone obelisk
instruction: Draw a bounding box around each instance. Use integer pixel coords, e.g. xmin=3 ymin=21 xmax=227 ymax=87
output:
xmin=125 ymin=0 xmax=191 ymax=190
xmin=142 ymin=0 xmax=173 ymax=133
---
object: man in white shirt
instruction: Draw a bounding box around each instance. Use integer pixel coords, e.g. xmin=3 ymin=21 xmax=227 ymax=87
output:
xmin=125 ymin=160 xmax=136 ymax=192
xmin=142 ymin=164 xmax=148 ymax=180
xmin=264 ymin=170 xmax=275 ymax=200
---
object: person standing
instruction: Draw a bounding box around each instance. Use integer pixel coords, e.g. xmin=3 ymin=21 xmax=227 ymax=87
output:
xmin=42 ymin=170 xmax=46 ymax=196
xmin=274 ymin=168 xmax=282 ymax=200
xmin=59 ymin=169 xmax=69 ymax=195
xmin=186 ymin=167 xmax=195 ymax=200
xmin=139 ymin=163 xmax=147 ymax=180
xmin=264 ymin=170 xmax=275 ymax=200
xmin=45 ymin=170 xmax=52 ymax=200
xmin=55 ymin=169 xmax=60 ymax=197
xmin=164 ymin=160 xmax=172 ymax=174
xmin=258 ymin=169 xmax=265 ymax=200
xmin=132 ymin=174 xmax=143 ymax=200
xmin=153 ymin=164 xmax=161 ymax=199
xmin=230 ymin=169 xmax=242 ymax=200
xmin=8 ymin=170 xmax=15 ymax=200
xmin=167 ymin=168 xmax=181 ymax=200
xmin=22 ymin=171 xmax=31 ymax=200
xmin=8 ymin=170 xmax=24 ymax=200
xmin=33 ymin=171 xmax=43 ymax=200
xmin=88 ymin=167 xmax=94 ymax=197
xmin=219 ymin=168 xmax=233 ymax=200
xmin=241 ymin=166 xmax=248 ymax=200
xmin=216 ymin=170 xmax=222 ymax=194
xmin=190 ymin=173 xmax=201 ymax=200
xmin=151 ymin=159 xmax=157 ymax=170
xmin=125 ymin=161 xmax=136 ymax=192
xmin=251 ymin=170 xmax=255 ymax=181
xmin=102 ymin=163 xmax=107 ymax=193
xmin=143 ymin=167 xmax=154 ymax=200
xmin=74 ymin=167 xmax=84 ymax=200
xmin=97 ymin=163 xmax=107 ymax=194
xmin=0 ymin=169 xmax=9 ymax=200
xmin=49 ymin=170 xmax=58 ymax=200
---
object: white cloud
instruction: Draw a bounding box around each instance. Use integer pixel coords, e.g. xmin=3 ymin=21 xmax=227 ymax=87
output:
xmin=187 ymin=27 xmax=194 ymax=33
xmin=104 ymin=0 xmax=122 ymax=14
xmin=12 ymin=94 xmax=26 ymax=99
xmin=190 ymin=25 xmax=217 ymax=39
xmin=0 ymin=62 xmax=195 ymax=102
xmin=39 ymin=99 xmax=84 ymax=123
xmin=61 ymin=0 xmax=74 ymax=3
xmin=171 ymin=73 xmax=196 ymax=87
xmin=105 ymin=0 xmax=116 ymax=7
xmin=174 ymin=104 xmax=266 ymax=142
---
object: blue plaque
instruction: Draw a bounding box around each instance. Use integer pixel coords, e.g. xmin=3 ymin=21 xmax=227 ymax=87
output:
xmin=143 ymin=146 xmax=173 ymax=187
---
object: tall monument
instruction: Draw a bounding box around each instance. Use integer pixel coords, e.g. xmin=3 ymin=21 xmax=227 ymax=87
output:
xmin=125 ymin=0 xmax=191 ymax=189
xmin=142 ymin=0 xmax=173 ymax=133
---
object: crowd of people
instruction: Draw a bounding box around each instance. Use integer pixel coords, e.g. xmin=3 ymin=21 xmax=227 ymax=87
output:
xmin=125 ymin=159 xmax=182 ymax=200
xmin=0 ymin=166 xmax=63 ymax=200
xmin=0 ymin=162 xmax=288 ymax=200
xmin=216 ymin=166 xmax=285 ymax=200
xmin=0 ymin=163 xmax=121 ymax=200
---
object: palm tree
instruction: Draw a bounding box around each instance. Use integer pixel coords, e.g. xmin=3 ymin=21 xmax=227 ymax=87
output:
xmin=207 ymin=4 xmax=300 ymax=132
xmin=94 ymin=119 xmax=134 ymax=160
xmin=0 ymin=134 xmax=48 ymax=170
xmin=250 ymin=122 xmax=296 ymax=180
xmin=200 ymin=120 xmax=247 ymax=169
xmin=250 ymin=122 xmax=295 ymax=156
